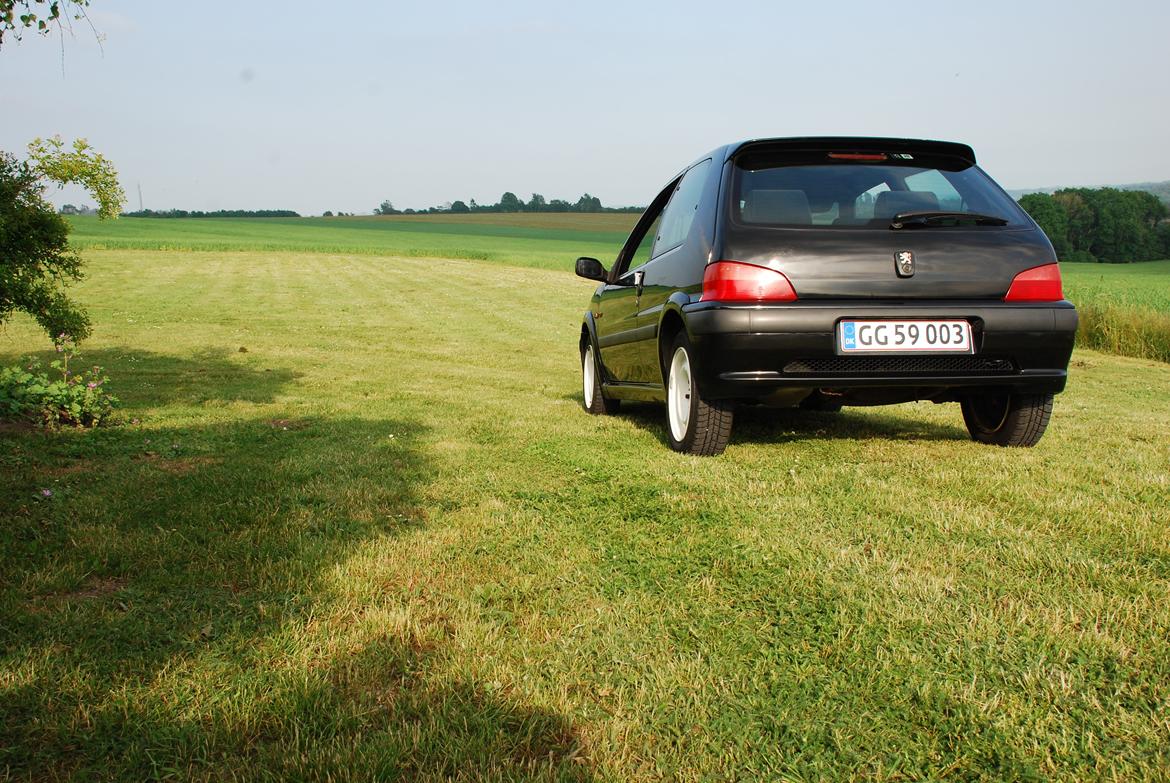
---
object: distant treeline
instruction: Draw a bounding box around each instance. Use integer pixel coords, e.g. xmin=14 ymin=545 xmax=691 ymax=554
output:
xmin=1010 ymin=179 xmax=1170 ymax=208
xmin=123 ymin=209 xmax=301 ymax=218
xmin=1118 ymin=181 xmax=1170 ymax=206
xmin=372 ymin=192 xmax=642 ymax=216
xmin=1019 ymin=188 xmax=1169 ymax=263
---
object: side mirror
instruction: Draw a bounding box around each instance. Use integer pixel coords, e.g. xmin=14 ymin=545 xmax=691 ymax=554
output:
xmin=575 ymin=256 xmax=608 ymax=282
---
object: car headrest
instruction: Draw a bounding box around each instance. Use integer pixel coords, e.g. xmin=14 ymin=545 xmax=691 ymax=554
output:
xmin=873 ymin=190 xmax=940 ymax=218
xmin=742 ymin=189 xmax=812 ymax=225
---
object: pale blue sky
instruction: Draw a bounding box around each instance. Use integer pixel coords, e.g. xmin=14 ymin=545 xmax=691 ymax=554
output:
xmin=3 ymin=0 xmax=1168 ymax=214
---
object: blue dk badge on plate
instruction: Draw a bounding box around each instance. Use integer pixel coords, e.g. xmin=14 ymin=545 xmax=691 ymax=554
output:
xmin=842 ymin=322 xmax=857 ymax=350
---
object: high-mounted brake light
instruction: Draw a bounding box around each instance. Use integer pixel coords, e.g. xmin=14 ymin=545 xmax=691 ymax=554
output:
xmin=1004 ymin=263 xmax=1063 ymax=302
xmin=828 ymin=152 xmax=887 ymax=161
xmin=702 ymin=261 xmax=797 ymax=302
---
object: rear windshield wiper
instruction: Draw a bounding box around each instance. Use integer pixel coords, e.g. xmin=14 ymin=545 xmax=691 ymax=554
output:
xmin=890 ymin=211 xmax=1009 ymax=229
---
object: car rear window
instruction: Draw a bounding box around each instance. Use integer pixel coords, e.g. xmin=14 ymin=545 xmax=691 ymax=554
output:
xmin=730 ymin=148 xmax=1029 ymax=228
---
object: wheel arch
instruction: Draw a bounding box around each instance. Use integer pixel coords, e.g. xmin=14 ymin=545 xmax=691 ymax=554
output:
xmin=580 ymin=311 xmax=599 ymax=354
xmin=657 ymin=293 xmax=693 ymax=386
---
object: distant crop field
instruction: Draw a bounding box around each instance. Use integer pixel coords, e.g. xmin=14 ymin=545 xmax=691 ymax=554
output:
xmin=380 ymin=212 xmax=642 ymax=232
xmin=1063 ymin=259 xmax=1170 ymax=311
xmin=67 ymin=213 xmax=635 ymax=271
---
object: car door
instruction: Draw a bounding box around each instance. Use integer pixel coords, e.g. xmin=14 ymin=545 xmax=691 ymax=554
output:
xmin=631 ymin=159 xmax=713 ymax=382
xmin=593 ymin=181 xmax=676 ymax=383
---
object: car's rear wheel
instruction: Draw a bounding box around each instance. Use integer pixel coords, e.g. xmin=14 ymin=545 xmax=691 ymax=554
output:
xmin=581 ymin=342 xmax=620 ymax=415
xmin=666 ymin=333 xmax=733 ymax=456
xmin=961 ymin=392 xmax=1053 ymax=447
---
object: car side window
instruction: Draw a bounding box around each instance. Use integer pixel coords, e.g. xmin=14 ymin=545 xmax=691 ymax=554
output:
xmin=626 ymin=215 xmax=662 ymax=272
xmin=612 ymin=180 xmax=678 ymax=278
xmin=651 ymin=159 xmax=712 ymax=258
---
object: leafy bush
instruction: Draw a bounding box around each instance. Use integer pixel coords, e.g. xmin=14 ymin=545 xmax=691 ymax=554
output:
xmin=0 ymin=336 xmax=117 ymax=427
xmin=1 ymin=137 xmax=125 ymax=342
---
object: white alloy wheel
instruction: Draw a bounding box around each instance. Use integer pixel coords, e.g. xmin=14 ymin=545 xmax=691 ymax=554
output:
xmin=583 ymin=345 xmax=596 ymax=408
xmin=667 ymin=346 xmax=692 ymax=441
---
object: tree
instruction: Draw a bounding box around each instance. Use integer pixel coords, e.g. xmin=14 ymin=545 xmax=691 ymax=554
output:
xmin=1044 ymin=187 xmax=1169 ymax=263
xmin=1 ymin=0 xmax=90 ymax=46
xmin=574 ymin=193 xmax=602 ymax=213
xmin=0 ymin=137 xmax=124 ymax=341
xmin=1053 ymin=190 xmax=1095 ymax=259
xmin=527 ymin=193 xmax=547 ymax=213
xmin=498 ymin=192 xmax=523 ymax=212
xmin=1018 ymin=193 xmax=1071 ymax=258
xmin=450 ymin=200 xmax=469 ymax=214
xmin=27 ymin=136 xmax=123 ymax=219
xmin=374 ymin=200 xmax=398 ymax=215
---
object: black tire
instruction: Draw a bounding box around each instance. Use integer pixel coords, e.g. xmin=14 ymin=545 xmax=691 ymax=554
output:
xmin=581 ymin=341 xmax=620 ymax=415
xmin=665 ymin=333 xmax=734 ymax=456
xmin=961 ymin=392 xmax=1053 ymax=447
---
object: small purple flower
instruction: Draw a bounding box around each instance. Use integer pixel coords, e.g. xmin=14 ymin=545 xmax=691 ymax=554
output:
xmin=40 ymin=489 xmax=53 ymax=498
xmin=87 ymin=382 xmax=98 ymax=389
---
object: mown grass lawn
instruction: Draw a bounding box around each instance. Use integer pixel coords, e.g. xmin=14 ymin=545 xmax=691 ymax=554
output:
xmin=2 ymin=249 xmax=1169 ymax=781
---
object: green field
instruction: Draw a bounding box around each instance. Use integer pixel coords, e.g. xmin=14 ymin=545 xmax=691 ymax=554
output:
xmin=1 ymin=219 xmax=1169 ymax=780
xmin=1063 ymin=260 xmax=1170 ymax=311
xmin=70 ymin=214 xmax=1170 ymax=363
xmin=67 ymin=214 xmax=637 ymax=271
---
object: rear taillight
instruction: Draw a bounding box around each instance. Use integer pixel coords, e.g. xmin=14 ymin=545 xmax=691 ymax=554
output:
xmin=701 ymin=261 xmax=797 ymax=302
xmin=1004 ymin=263 xmax=1063 ymax=302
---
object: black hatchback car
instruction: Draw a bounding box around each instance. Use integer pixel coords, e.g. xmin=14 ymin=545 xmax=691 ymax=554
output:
xmin=576 ymin=137 xmax=1077 ymax=455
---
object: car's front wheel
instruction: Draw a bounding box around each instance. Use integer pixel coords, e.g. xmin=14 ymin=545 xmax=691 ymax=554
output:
xmin=960 ymin=392 xmax=1053 ymax=447
xmin=666 ymin=333 xmax=733 ymax=456
xmin=581 ymin=342 xmax=620 ymax=415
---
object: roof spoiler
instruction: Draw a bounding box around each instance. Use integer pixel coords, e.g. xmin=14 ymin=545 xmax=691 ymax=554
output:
xmin=730 ymin=137 xmax=977 ymax=166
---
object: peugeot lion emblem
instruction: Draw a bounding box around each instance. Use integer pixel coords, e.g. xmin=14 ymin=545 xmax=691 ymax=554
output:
xmin=895 ymin=250 xmax=915 ymax=278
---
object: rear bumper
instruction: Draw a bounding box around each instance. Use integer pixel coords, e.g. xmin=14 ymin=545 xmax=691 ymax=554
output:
xmin=684 ymin=300 xmax=1077 ymax=400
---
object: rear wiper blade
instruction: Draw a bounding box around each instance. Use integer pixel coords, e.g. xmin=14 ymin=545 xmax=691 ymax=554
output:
xmin=889 ymin=211 xmax=1009 ymax=229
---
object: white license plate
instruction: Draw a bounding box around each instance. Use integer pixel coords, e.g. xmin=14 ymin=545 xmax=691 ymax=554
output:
xmin=838 ymin=320 xmax=972 ymax=353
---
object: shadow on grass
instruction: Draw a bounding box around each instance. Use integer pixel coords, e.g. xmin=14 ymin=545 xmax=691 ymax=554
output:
xmin=572 ymin=395 xmax=967 ymax=447
xmin=0 ymin=345 xmax=302 ymax=408
xmin=730 ymin=404 xmax=968 ymax=444
xmin=1 ymin=415 xmax=589 ymax=778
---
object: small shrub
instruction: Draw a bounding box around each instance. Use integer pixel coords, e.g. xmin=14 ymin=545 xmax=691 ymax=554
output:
xmin=0 ymin=335 xmax=118 ymax=427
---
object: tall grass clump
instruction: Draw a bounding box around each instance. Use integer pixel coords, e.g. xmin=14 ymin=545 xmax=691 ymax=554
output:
xmin=1070 ymin=296 xmax=1170 ymax=362
xmin=1063 ymin=260 xmax=1170 ymax=363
